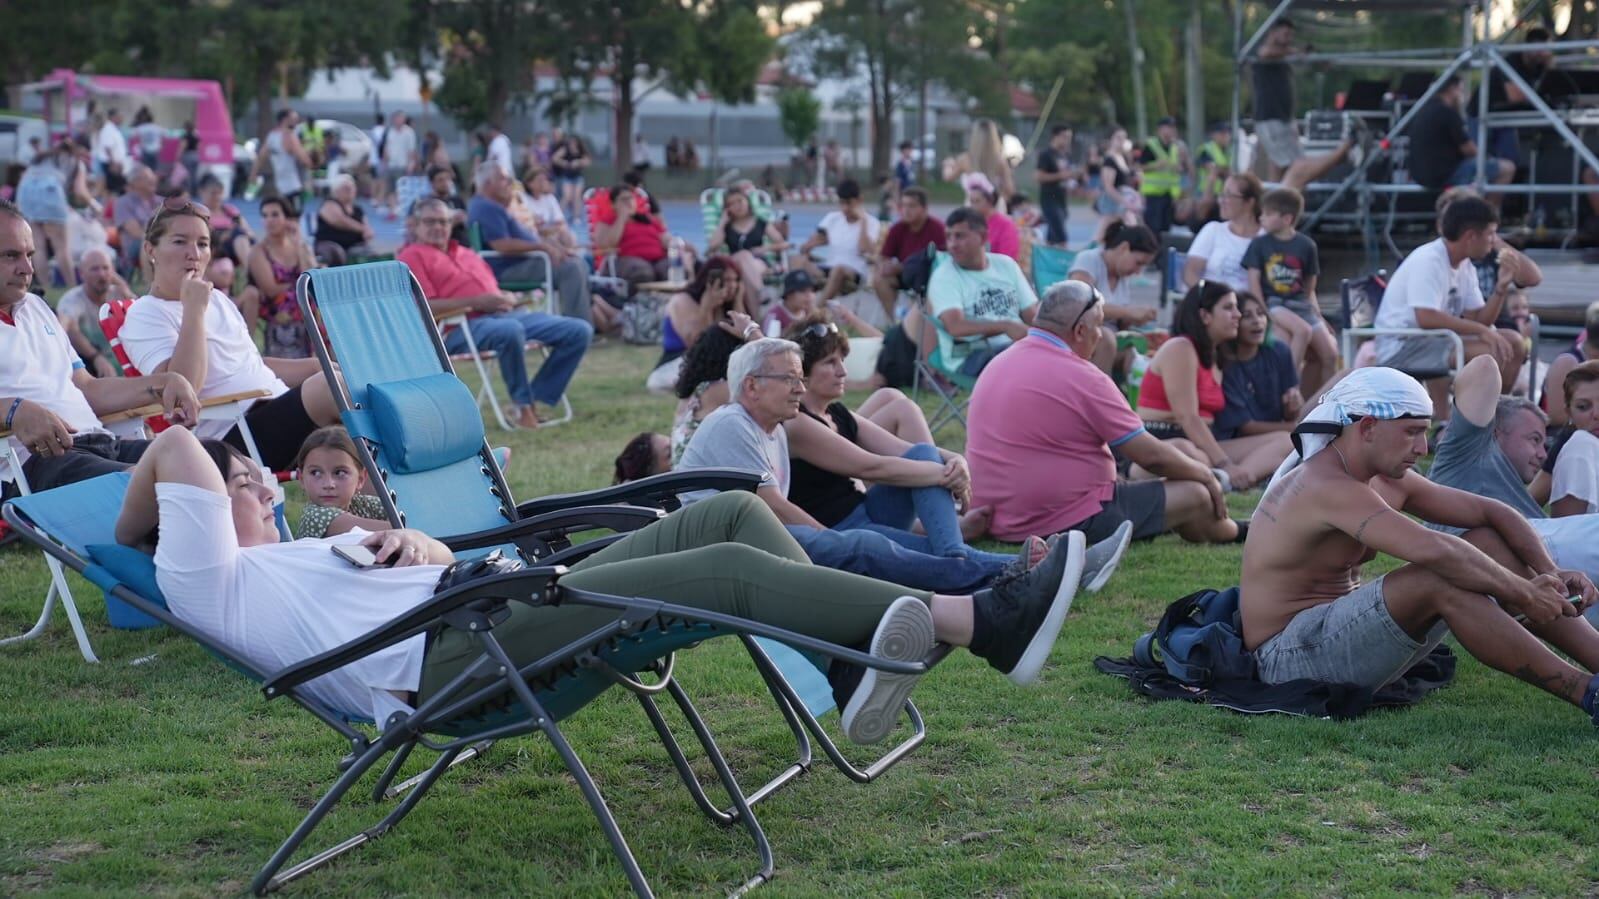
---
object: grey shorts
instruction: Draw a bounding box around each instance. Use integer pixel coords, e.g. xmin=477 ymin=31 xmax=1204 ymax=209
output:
xmin=1266 ymin=296 xmax=1325 ymax=329
xmin=1377 ymin=335 xmax=1457 ymax=376
xmin=1255 ymin=576 xmax=1449 ymax=689
xmin=1256 ymin=119 xmax=1303 ymax=169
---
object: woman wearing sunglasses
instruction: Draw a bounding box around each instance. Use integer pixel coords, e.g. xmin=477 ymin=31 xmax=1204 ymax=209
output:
xmin=115 ymin=197 xmax=343 ymax=472
xmin=785 ymin=316 xmax=1035 ymax=556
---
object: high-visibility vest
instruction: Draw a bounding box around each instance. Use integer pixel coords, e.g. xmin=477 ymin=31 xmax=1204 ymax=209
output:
xmin=1140 ymin=138 xmax=1183 ymax=199
xmin=1199 ymin=140 xmax=1230 ymax=196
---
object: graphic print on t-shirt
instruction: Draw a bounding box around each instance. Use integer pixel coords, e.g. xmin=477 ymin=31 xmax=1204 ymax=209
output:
xmin=968 ymin=285 xmax=1019 ymax=318
xmin=1263 ymin=252 xmax=1306 ymax=299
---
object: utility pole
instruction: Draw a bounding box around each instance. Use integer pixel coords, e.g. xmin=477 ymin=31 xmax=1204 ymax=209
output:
xmin=1185 ymin=0 xmax=1204 ymax=147
xmin=1123 ymin=0 xmax=1149 ymax=139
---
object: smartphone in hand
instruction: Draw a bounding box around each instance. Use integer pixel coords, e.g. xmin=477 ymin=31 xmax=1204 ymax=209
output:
xmin=332 ymin=543 xmax=393 ymax=569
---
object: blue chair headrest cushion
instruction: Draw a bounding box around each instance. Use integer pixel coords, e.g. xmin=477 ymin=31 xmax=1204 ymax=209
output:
xmin=365 ymin=373 xmax=486 ymax=474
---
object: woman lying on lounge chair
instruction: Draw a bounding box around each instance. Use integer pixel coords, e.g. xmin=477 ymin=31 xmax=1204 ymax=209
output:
xmin=116 ymin=426 xmax=1088 ymax=745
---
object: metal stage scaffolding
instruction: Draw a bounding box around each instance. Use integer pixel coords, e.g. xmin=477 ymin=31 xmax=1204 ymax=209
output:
xmin=1233 ymin=0 xmax=1599 ymax=268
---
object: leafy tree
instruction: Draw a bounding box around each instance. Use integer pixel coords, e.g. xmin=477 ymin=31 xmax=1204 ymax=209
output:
xmin=415 ymin=0 xmax=558 ymax=131
xmin=803 ymin=0 xmax=999 ymax=178
xmin=547 ymin=0 xmax=774 ymax=171
xmin=777 ymin=87 xmax=821 ymax=149
xmin=0 ymin=0 xmax=107 ymax=96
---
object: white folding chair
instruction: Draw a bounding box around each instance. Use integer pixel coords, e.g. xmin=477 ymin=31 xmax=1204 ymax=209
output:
xmin=439 ymin=310 xmax=574 ymax=431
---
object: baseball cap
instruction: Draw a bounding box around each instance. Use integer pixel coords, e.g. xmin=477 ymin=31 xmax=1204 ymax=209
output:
xmin=783 ymin=270 xmax=816 ymax=296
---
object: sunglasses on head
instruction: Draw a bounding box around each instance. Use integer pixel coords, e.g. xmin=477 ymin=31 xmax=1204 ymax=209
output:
xmin=1070 ymin=288 xmax=1104 ymax=330
xmin=801 ymin=321 xmax=839 ymax=340
xmin=160 ymin=196 xmax=211 ymax=218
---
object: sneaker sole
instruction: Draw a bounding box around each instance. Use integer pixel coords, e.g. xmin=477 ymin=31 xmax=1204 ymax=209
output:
xmin=1084 ymin=521 xmax=1133 ymax=594
xmin=1007 ymin=530 xmax=1086 ymax=686
xmin=842 ymin=596 xmax=936 ymax=745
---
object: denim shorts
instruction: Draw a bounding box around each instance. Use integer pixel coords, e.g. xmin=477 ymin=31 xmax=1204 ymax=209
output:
xmin=1254 ymin=576 xmax=1449 ymax=690
xmin=1265 ymin=296 xmax=1325 ymax=329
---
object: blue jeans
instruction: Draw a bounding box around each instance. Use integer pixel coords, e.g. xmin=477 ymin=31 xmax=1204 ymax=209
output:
xmin=787 ymin=525 xmax=1003 ymax=595
xmin=833 ymin=443 xmax=1014 ymax=567
xmin=443 ymin=311 xmax=592 ymax=407
xmin=496 ymin=254 xmax=594 ymax=323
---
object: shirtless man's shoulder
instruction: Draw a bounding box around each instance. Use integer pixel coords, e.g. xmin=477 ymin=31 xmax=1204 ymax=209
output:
xmin=1242 ymin=454 xmax=1413 ymax=647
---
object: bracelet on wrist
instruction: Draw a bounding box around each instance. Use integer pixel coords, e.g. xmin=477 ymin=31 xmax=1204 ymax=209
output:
xmin=4 ymin=397 xmax=22 ymax=430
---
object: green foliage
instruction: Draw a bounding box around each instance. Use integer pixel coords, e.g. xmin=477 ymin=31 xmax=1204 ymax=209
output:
xmin=805 ymin=0 xmax=998 ymax=176
xmin=777 ymin=88 xmax=822 ymax=149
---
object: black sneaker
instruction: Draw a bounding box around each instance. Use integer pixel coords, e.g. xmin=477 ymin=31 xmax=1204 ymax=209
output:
xmin=841 ymin=596 xmax=936 ymax=745
xmin=1082 ymin=521 xmax=1133 ymax=593
xmin=972 ymin=530 xmax=1085 ymax=685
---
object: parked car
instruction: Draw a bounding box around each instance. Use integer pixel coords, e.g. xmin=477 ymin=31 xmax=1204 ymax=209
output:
xmin=0 ymin=113 xmax=50 ymax=167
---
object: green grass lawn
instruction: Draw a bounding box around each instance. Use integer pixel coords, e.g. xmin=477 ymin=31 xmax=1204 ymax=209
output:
xmin=3 ymin=343 xmax=1598 ymax=897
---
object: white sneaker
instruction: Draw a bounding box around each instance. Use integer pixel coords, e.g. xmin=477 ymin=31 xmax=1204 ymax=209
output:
xmin=841 ymin=596 xmax=936 ymax=745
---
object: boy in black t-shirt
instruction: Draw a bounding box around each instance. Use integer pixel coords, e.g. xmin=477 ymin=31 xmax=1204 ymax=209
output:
xmin=1243 ymin=187 xmax=1336 ymax=396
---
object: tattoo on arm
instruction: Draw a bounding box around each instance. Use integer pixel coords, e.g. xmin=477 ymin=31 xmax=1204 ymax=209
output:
xmin=1353 ymin=509 xmax=1390 ymax=543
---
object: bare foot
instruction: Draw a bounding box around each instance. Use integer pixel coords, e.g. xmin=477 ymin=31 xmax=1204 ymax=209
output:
xmin=510 ymin=405 xmax=541 ymax=429
xmin=959 ymin=505 xmax=993 ymax=542
xmin=1023 ymin=534 xmax=1048 ymax=568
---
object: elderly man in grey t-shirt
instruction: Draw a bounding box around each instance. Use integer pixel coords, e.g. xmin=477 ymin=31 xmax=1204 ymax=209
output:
xmin=678 ymin=338 xmax=1093 ymax=594
xmin=1426 ymin=356 xmax=1599 ymax=597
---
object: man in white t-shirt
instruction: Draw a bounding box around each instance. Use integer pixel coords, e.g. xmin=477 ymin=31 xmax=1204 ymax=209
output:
xmin=925 ymin=207 xmax=1039 ymax=379
xmin=0 ymin=202 xmax=198 ymax=496
xmin=382 ymin=112 xmax=419 ymax=201
xmin=793 ymin=179 xmax=883 ymax=302
xmin=95 ymin=109 xmax=129 ymax=191
xmin=1373 ymin=195 xmax=1526 ymax=418
xmin=486 ymin=125 xmax=515 ymax=182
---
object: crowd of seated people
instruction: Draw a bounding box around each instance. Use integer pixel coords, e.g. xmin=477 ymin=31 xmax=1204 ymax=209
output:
xmin=20 ymin=96 xmax=1599 ymax=778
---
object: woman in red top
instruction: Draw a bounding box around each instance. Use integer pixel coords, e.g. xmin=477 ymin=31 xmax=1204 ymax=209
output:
xmin=596 ymin=184 xmax=696 ymax=293
xmin=1136 ymin=281 xmax=1292 ymax=491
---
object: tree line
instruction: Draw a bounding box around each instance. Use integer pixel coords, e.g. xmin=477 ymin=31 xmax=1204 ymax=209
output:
xmin=0 ymin=0 xmax=1528 ymax=176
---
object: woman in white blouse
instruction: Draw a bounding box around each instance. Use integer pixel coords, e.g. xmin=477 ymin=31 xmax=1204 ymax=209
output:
xmin=116 ymin=198 xmax=341 ymax=471
xmin=1181 ymin=172 xmax=1263 ymax=293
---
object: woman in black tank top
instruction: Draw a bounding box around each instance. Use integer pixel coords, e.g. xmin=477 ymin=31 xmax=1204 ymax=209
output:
xmin=784 ymin=318 xmax=1040 ymax=567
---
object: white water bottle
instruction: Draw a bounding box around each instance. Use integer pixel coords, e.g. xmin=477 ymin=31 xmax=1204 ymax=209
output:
xmin=668 ymin=237 xmax=685 ymax=283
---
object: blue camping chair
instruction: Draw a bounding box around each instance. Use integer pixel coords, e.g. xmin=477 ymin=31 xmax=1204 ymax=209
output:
xmin=5 ymin=472 xmax=938 ymax=896
xmin=297 ymin=260 xmax=941 ymax=805
xmin=1030 ymin=244 xmax=1078 ymax=296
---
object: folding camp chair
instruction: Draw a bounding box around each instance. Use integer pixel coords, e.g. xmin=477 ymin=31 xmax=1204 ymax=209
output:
xmin=97 ymin=298 xmax=276 ymax=464
xmin=1029 ymin=244 xmax=1078 ymax=295
xmin=903 ymin=248 xmax=979 ymax=436
xmin=1338 ymin=273 xmax=1465 ymax=382
xmin=1 ymin=405 xmax=160 ymax=662
xmin=465 ymin=221 xmax=556 ymax=304
xmin=298 ymin=260 xmax=939 ymax=806
xmin=1163 ymin=247 xmax=1188 ymax=309
xmin=6 ymin=474 xmax=939 ymax=896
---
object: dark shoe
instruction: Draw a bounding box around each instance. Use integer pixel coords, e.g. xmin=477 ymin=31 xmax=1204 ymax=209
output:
xmin=841 ymin=596 xmax=936 ymax=745
xmin=972 ymin=530 xmax=1085 ymax=685
xmin=1082 ymin=521 xmax=1133 ymax=593
xmin=1583 ymin=673 xmax=1599 ymax=726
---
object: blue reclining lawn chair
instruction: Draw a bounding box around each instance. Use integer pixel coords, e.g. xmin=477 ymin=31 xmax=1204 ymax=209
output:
xmin=297 ymin=261 xmax=941 ymax=806
xmin=5 ymin=474 xmax=937 ymax=896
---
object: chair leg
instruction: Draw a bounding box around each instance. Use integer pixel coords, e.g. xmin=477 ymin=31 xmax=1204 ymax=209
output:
xmin=525 ymin=344 xmax=574 ymax=428
xmin=379 ymin=740 xmax=492 ymax=801
xmin=660 ymin=678 xmax=775 ymax=895
xmin=743 ymin=637 xmax=925 ymax=785
xmin=1 ymin=558 xmax=99 ymax=663
xmin=250 ymin=739 xmax=402 ymax=894
xmin=460 ymin=330 xmax=514 ymax=432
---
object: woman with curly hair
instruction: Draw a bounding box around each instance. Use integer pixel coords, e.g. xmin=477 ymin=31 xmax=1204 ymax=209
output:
xmin=613 ymin=431 xmax=671 ymax=483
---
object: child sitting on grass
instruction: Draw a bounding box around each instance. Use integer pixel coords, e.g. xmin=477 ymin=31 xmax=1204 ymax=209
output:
xmin=293 ymin=426 xmax=388 ymax=538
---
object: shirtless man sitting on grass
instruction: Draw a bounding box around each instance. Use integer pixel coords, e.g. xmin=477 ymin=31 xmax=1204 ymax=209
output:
xmin=1241 ymin=366 xmax=1599 ymax=721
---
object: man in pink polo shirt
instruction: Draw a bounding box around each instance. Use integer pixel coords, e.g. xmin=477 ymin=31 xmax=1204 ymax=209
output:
xmin=397 ymin=197 xmax=591 ymax=429
xmin=966 ymin=281 xmax=1242 ymax=545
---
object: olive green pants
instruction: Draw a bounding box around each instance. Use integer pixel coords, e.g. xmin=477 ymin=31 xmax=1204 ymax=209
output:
xmin=419 ymin=491 xmax=934 ymax=701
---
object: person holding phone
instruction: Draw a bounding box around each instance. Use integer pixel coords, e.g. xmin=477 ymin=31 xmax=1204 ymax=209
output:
xmin=118 ymin=425 xmax=1091 ymax=745
xmin=646 ymin=256 xmax=755 ymax=393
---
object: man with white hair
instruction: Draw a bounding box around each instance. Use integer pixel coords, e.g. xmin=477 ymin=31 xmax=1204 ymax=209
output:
xmin=1243 ymin=366 xmax=1599 ymax=722
xmin=466 ymin=161 xmax=593 ymax=324
xmin=112 ymin=165 xmax=160 ymax=274
xmin=968 ymin=281 xmax=1240 ymax=546
xmin=398 ymin=197 xmax=592 ymax=429
xmin=56 ymin=246 xmax=131 ymax=378
xmin=678 ymin=337 xmax=1111 ymax=599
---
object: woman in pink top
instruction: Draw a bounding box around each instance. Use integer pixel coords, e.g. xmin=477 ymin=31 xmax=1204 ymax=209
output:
xmin=962 ymin=173 xmax=1019 ymax=261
